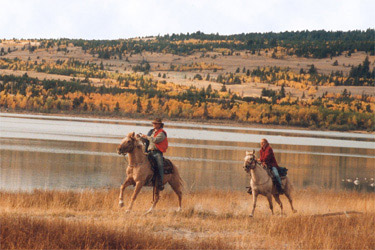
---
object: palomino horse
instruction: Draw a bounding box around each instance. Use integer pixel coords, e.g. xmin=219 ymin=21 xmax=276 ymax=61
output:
xmin=243 ymin=150 xmax=297 ymax=217
xmin=117 ymin=132 xmax=183 ymax=213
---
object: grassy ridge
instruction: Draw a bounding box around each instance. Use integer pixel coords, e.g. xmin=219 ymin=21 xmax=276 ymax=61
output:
xmin=1 ymin=189 xmax=374 ymax=249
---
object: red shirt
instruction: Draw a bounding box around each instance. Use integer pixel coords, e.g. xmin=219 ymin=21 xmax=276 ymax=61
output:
xmin=260 ymin=145 xmax=279 ymax=168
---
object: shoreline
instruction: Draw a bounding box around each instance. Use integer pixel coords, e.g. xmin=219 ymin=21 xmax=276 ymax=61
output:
xmin=1 ymin=109 xmax=373 ymax=135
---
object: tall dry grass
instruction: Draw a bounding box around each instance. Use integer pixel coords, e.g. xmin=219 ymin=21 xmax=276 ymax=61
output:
xmin=1 ymin=188 xmax=374 ymax=249
xmin=1 ymin=215 xmax=227 ymax=250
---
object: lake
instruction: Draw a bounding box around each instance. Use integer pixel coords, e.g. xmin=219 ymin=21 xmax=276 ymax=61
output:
xmin=1 ymin=113 xmax=374 ymax=192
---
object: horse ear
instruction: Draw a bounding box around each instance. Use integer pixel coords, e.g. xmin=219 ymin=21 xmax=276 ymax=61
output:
xmin=127 ymin=132 xmax=136 ymax=139
xmin=252 ymin=149 xmax=255 ymax=154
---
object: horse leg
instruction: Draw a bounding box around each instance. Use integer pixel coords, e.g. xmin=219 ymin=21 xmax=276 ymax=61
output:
xmin=250 ymin=193 xmax=258 ymax=217
xmin=126 ymin=181 xmax=144 ymax=212
xmin=168 ymin=175 xmax=183 ymax=212
xmin=145 ymin=186 xmax=160 ymax=214
xmin=273 ymin=194 xmax=284 ymax=216
xmin=119 ymin=178 xmax=133 ymax=207
xmin=285 ymin=191 xmax=297 ymax=213
xmin=266 ymin=194 xmax=274 ymax=215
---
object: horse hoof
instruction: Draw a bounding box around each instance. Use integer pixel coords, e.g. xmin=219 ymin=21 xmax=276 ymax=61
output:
xmin=293 ymin=209 xmax=297 ymax=213
xmin=176 ymin=207 xmax=181 ymax=212
xmin=125 ymin=209 xmax=131 ymax=213
xmin=144 ymin=208 xmax=153 ymax=215
xmin=119 ymin=201 xmax=124 ymax=208
xmin=249 ymin=214 xmax=254 ymax=217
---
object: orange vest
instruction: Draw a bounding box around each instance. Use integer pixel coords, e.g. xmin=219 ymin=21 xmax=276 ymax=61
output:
xmin=154 ymin=129 xmax=168 ymax=153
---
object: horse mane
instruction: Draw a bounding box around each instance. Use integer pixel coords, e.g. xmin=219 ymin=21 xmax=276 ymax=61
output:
xmin=121 ymin=132 xmax=145 ymax=151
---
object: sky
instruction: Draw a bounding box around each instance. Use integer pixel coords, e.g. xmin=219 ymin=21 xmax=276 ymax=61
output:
xmin=1 ymin=0 xmax=374 ymax=40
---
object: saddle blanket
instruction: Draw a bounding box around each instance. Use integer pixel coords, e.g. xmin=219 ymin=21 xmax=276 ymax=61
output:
xmin=147 ymin=153 xmax=174 ymax=174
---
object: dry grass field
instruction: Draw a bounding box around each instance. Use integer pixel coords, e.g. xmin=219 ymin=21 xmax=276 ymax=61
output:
xmin=1 ymin=188 xmax=374 ymax=249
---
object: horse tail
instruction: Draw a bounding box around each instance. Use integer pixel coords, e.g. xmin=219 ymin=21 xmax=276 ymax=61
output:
xmin=285 ymin=176 xmax=294 ymax=193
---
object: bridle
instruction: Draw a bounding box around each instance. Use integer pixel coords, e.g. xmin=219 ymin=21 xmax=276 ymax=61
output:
xmin=244 ymin=154 xmax=271 ymax=186
xmin=117 ymin=135 xmax=148 ymax=167
xmin=117 ymin=134 xmax=142 ymax=156
xmin=244 ymin=155 xmax=259 ymax=172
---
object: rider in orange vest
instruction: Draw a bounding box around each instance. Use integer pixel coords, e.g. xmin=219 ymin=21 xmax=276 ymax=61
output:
xmin=142 ymin=118 xmax=168 ymax=190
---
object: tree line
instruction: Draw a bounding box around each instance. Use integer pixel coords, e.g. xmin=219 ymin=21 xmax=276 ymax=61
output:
xmin=1 ymin=73 xmax=374 ymax=131
xmin=16 ymin=29 xmax=374 ymax=59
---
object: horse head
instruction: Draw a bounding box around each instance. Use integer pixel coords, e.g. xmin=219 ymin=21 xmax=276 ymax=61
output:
xmin=117 ymin=132 xmax=141 ymax=155
xmin=243 ymin=150 xmax=257 ymax=173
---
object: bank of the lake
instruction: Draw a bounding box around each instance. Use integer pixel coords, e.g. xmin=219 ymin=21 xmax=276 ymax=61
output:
xmin=1 ymin=109 xmax=374 ymax=134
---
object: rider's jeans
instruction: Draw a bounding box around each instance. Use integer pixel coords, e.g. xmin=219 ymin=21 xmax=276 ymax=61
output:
xmin=151 ymin=150 xmax=164 ymax=182
xmin=271 ymin=167 xmax=282 ymax=185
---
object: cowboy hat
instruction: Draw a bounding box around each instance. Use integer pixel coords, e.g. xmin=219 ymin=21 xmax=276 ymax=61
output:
xmin=152 ymin=118 xmax=164 ymax=125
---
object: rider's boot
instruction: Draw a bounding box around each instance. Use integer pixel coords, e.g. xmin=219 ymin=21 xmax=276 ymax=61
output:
xmin=275 ymin=181 xmax=284 ymax=194
xmin=246 ymin=186 xmax=252 ymax=195
xmin=157 ymin=176 xmax=164 ymax=191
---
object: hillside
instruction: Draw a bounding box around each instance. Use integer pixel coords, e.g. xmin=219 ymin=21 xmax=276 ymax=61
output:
xmin=0 ymin=30 xmax=374 ymax=131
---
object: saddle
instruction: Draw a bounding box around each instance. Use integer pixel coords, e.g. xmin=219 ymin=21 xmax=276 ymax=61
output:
xmin=265 ymin=166 xmax=288 ymax=180
xmin=278 ymin=167 xmax=288 ymax=178
xmin=147 ymin=153 xmax=174 ymax=175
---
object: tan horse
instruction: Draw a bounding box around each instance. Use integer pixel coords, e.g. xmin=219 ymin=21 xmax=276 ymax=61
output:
xmin=117 ymin=132 xmax=183 ymax=213
xmin=243 ymin=150 xmax=297 ymax=217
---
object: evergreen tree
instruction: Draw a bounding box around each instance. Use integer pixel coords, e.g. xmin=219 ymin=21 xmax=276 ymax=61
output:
xmin=136 ymin=97 xmax=142 ymax=113
xmin=146 ymin=100 xmax=152 ymax=113
xmin=114 ymin=102 xmax=120 ymax=112
xmin=308 ymin=64 xmax=317 ymax=74
xmin=279 ymin=85 xmax=286 ymax=98
xmin=220 ymin=83 xmax=227 ymax=92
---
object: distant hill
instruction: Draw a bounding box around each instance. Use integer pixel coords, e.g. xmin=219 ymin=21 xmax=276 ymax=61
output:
xmin=56 ymin=29 xmax=375 ymax=59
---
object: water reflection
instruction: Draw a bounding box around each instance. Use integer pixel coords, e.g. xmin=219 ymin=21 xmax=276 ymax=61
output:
xmin=2 ymin=114 xmax=375 ymax=149
xmin=1 ymin=137 xmax=374 ymax=192
xmin=0 ymin=144 xmax=124 ymax=191
xmin=340 ymin=178 xmax=375 ymax=192
xmin=2 ymin=112 xmax=374 ymax=141
xmin=1 ymin=114 xmax=374 ymax=192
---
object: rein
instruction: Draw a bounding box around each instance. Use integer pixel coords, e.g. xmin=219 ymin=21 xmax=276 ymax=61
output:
xmin=128 ymin=161 xmax=148 ymax=167
xmin=121 ymin=151 xmax=148 ymax=167
xmin=247 ymin=158 xmax=271 ymax=186
xmin=123 ymin=145 xmax=148 ymax=168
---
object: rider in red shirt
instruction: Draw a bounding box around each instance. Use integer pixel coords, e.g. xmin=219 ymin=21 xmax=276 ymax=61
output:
xmin=259 ymin=138 xmax=284 ymax=194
